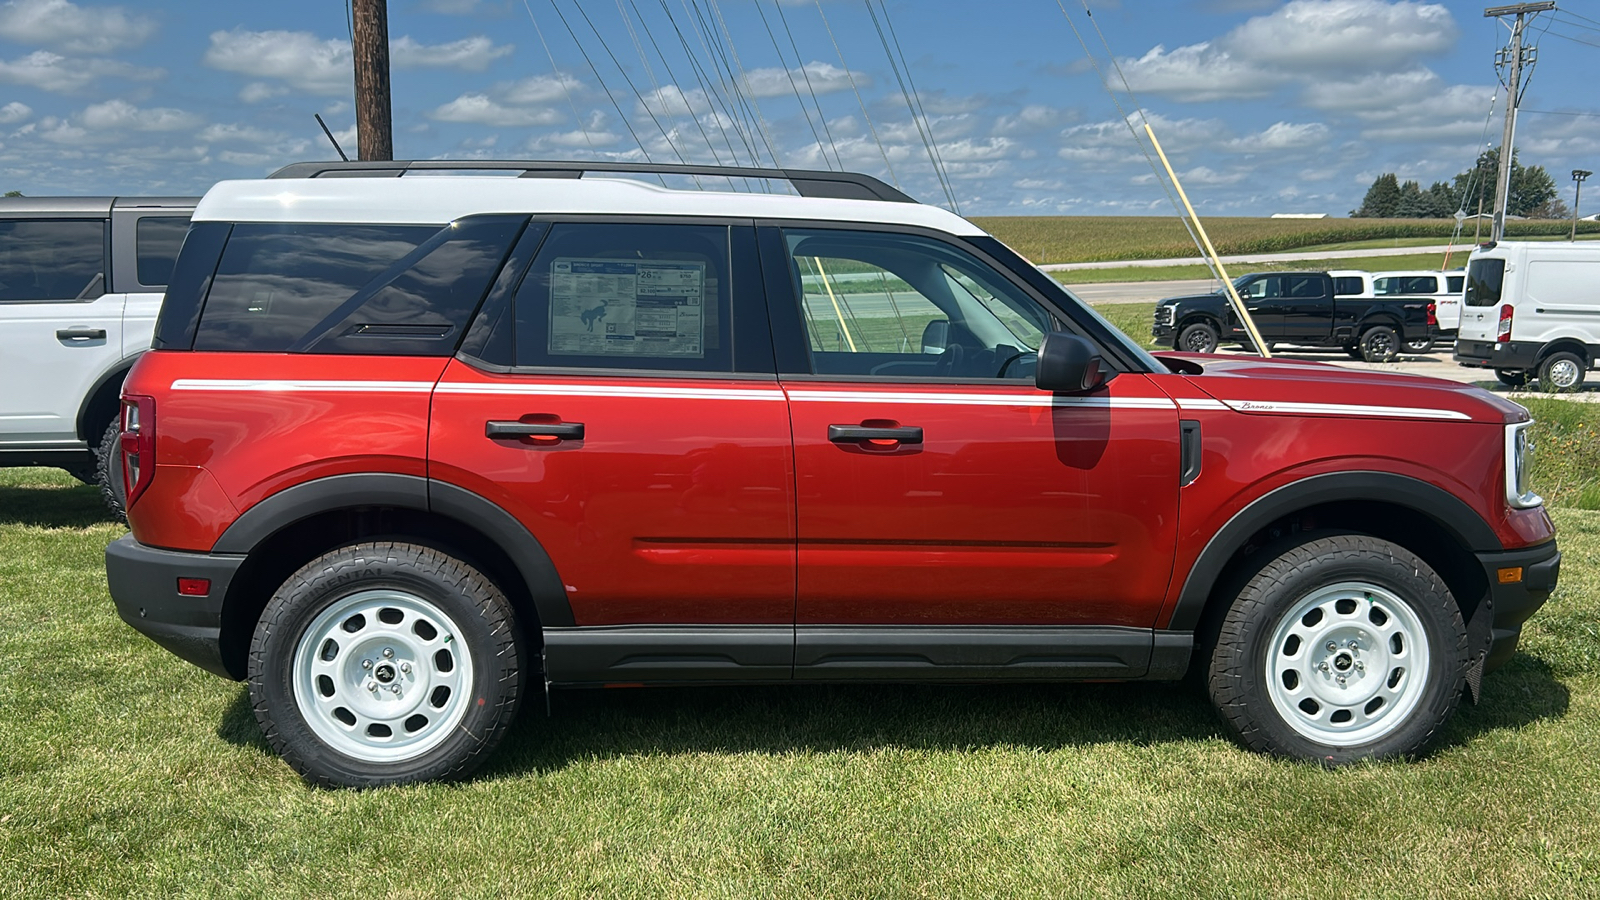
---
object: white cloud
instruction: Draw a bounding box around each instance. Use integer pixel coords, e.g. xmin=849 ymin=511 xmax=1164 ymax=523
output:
xmin=0 ymin=49 xmax=159 ymax=92
xmin=994 ymin=105 xmax=1072 ymax=136
xmin=199 ymin=123 xmax=288 ymax=145
xmin=79 ymin=100 xmax=201 ymax=132
xmin=239 ymin=82 xmax=288 ymax=104
xmin=0 ymin=101 xmax=30 ymax=124
xmin=503 ymin=74 xmax=583 ymax=106
xmin=204 ymin=29 xmax=513 ymax=96
xmin=1119 ymin=42 xmax=1274 ymax=102
xmin=430 ymin=93 xmax=560 ymax=127
xmin=391 ymin=35 xmax=511 ymax=71
xmin=1226 ymin=121 xmax=1331 ymax=152
xmin=0 ymin=0 xmax=155 ymax=53
xmin=742 ymin=62 xmax=857 ymax=99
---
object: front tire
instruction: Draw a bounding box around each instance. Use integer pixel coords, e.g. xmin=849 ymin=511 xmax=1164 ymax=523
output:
xmin=1177 ymin=321 xmax=1220 ymax=354
xmin=248 ymin=542 xmax=525 ymax=788
xmin=1495 ymin=368 xmax=1528 ymax=388
xmin=1207 ymin=534 xmax=1466 ymax=763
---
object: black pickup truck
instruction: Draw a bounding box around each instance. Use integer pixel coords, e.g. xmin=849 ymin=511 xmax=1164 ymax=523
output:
xmin=1151 ymin=271 xmax=1436 ymax=361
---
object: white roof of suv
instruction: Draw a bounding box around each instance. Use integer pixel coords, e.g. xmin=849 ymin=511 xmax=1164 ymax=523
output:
xmin=194 ymin=166 xmax=984 ymax=236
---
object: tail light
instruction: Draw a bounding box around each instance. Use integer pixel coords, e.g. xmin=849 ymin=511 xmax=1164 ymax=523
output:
xmin=1497 ymin=304 xmax=1514 ymax=342
xmin=120 ymin=394 xmax=155 ymax=506
xmin=1426 ymin=301 xmax=1437 ymax=326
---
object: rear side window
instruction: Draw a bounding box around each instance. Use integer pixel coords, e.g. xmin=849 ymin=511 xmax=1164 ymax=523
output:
xmin=1284 ymin=275 xmax=1324 ymax=298
xmin=513 ymin=222 xmax=733 ymax=373
xmin=135 ymin=216 xmax=190 ymax=287
xmin=0 ymin=219 xmax=106 ymax=302
xmin=194 ymin=216 xmax=525 ymax=354
xmin=1465 ymin=258 xmax=1505 ymax=307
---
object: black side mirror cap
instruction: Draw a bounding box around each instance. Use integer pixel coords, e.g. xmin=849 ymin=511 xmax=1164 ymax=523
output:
xmin=1035 ymin=331 xmax=1108 ymax=393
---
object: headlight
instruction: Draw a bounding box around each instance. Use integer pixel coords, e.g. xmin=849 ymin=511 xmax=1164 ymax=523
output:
xmin=1505 ymin=421 xmax=1542 ymax=509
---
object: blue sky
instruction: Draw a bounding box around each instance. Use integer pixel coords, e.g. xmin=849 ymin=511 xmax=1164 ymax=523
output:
xmin=0 ymin=0 xmax=1596 ymax=217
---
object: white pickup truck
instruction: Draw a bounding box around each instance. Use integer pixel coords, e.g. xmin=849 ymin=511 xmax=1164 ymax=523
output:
xmin=0 ymin=195 xmax=195 ymax=516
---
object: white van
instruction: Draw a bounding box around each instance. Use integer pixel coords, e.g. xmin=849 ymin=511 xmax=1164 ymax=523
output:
xmin=1372 ymin=269 xmax=1465 ymax=334
xmin=1454 ymin=241 xmax=1600 ymax=390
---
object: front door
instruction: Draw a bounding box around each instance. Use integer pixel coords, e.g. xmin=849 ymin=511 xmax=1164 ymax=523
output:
xmin=429 ymin=220 xmax=795 ymax=683
xmin=760 ymin=226 xmax=1181 ymax=677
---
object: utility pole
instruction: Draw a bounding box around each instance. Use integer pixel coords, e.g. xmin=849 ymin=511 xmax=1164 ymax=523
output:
xmin=1485 ymin=2 xmax=1555 ymax=242
xmin=1572 ymin=169 xmax=1591 ymax=240
xmin=352 ymin=0 xmax=393 ymax=161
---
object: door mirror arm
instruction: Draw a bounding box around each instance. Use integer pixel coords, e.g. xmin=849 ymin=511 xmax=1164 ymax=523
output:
xmin=1034 ymin=331 xmax=1111 ymax=394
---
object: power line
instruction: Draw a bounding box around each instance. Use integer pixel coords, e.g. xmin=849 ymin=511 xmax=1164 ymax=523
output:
xmin=878 ymin=0 xmax=957 ymax=211
xmin=624 ymin=0 xmax=731 ymax=174
xmin=864 ymin=0 xmax=958 ymax=211
xmin=707 ymin=0 xmax=784 ymax=167
xmin=659 ymin=0 xmax=761 ymax=171
xmin=546 ymin=0 xmax=657 ymax=168
xmin=754 ymin=0 xmax=832 ymax=169
xmin=520 ymin=0 xmax=597 ymax=154
xmin=816 ymin=0 xmax=901 ymax=189
xmin=773 ymin=0 xmax=842 ymax=169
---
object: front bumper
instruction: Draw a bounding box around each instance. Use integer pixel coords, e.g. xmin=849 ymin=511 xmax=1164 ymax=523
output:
xmin=1474 ymin=540 xmax=1560 ymax=673
xmin=1455 ymin=339 xmax=1541 ymax=370
xmin=106 ymin=533 xmax=244 ymax=679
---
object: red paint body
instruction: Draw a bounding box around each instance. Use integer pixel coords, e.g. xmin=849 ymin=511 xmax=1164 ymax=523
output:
xmin=120 ymin=346 xmax=1554 ymax=629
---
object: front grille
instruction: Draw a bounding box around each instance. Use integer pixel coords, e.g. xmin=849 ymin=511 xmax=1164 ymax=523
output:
xmin=1154 ymin=306 xmax=1174 ymax=326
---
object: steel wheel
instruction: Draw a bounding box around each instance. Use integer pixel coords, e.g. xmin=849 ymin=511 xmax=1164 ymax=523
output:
xmin=1264 ymin=581 xmax=1430 ymax=746
xmin=291 ymin=588 xmax=476 ymax=764
xmin=1541 ymin=354 xmax=1584 ymax=391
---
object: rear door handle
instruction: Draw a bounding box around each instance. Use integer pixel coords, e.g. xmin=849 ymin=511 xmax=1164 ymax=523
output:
xmin=828 ymin=424 xmax=923 ymax=445
xmin=486 ymin=420 xmax=585 ymax=441
xmin=56 ymin=327 xmax=106 ymax=341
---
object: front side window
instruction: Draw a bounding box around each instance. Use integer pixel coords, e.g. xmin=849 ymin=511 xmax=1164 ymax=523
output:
xmin=0 ymin=219 xmax=105 ymax=302
xmin=782 ymin=229 xmax=1057 ymax=379
xmin=135 ymin=216 xmax=190 ymax=287
xmin=514 ymin=222 xmax=733 ymax=373
xmin=1240 ymin=276 xmax=1282 ymax=300
xmin=1465 ymin=258 xmax=1505 ymax=307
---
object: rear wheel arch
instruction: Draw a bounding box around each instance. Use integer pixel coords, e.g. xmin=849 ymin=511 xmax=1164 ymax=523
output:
xmin=1171 ymin=472 xmax=1498 ymax=636
xmin=1535 ymin=338 xmax=1589 ymax=366
xmin=76 ymin=356 xmax=139 ymax=442
xmin=213 ymin=473 xmax=571 ymax=679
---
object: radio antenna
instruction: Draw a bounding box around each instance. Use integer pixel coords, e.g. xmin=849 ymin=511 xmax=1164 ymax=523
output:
xmin=314 ymin=114 xmax=350 ymax=161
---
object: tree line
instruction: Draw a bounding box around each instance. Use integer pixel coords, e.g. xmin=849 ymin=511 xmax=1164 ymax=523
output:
xmin=1353 ymin=149 xmax=1567 ymax=219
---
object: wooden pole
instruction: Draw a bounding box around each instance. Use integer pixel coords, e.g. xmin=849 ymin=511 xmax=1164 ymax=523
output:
xmin=352 ymin=0 xmax=393 ymax=161
xmin=1144 ymin=123 xmax=1271 ymax=359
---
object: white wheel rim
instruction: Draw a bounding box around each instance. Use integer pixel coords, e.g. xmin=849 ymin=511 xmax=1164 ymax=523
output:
xmin=1549 ymin=359 xmax=1580 ymax=388
xmin=1264 ymin=581 xmax=1432 ymax=746
xmin=292 ymin=589 xmax=476 ymax=764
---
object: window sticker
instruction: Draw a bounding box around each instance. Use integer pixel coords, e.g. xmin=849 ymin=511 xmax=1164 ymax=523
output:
xmin=548 ymin=257 xmax=706 ymax=357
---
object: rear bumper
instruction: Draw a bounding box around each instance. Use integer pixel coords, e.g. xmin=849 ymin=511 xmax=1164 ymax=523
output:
xmin=1455 ymin=339 xmax=1541 ymax=370
xmin=1475 ymin=540 xmax=1560 ymax=673
xmin=105 ymin=533 xmax=243 ymax=679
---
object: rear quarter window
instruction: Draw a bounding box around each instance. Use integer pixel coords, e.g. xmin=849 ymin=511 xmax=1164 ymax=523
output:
xmin=135 ymin=216 xmax=190 ymax=287
xmin=192 ymin=216 xmax=525 ymax=355
xmin=1332 ymin=276 xmax=1364 ymax=296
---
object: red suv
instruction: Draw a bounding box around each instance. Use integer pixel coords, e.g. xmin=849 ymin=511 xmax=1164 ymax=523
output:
xmin=106 ymin=161 xmax=1559 ymax=787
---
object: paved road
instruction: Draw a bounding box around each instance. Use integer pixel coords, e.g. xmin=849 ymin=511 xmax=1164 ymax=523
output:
xmin=1039 ymin=244 xmax=1460 ymax=272
xmin=1060 ymin=279 xmax=1215 ymax=305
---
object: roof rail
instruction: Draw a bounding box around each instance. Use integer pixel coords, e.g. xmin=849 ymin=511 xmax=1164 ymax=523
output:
xmin=265 ymin=160 xmax=917 ymax=204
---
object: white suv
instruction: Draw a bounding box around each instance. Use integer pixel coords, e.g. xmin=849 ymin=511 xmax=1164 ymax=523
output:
xmin=0 ymin=195 xmax=195 ymax=514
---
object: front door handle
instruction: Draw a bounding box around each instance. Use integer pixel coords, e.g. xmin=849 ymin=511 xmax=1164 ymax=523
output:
xmin=56 ymin=327 xmax=106 ymax=341
xmin=486 ymin=420 xmax=585 ymax=441
xmin=828 ymin=424 xmax=923 ymax=445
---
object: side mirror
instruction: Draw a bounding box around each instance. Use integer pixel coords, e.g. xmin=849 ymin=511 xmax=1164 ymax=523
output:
xmin=1035 ymin=331 xmax=1107 ymax=393
xmin=920 ymin=319 xmax=949 ymax=354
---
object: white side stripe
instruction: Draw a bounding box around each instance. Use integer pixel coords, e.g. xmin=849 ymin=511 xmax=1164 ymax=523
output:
xmin=435 ymin=383 xmax=785 ymax=401
xmin=786 ymin=390 xmax=1175 ymax=410
xmin=171 ymin=378 xmax=434 ymax=393
xmin=1176 ymin=397 xmax=1228 ymax=410
xmin=1219 ymin=399 xmax=1470 ymax=420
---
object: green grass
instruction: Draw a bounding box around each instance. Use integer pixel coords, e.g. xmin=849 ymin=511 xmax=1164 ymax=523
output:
xmin=4 ymin=416 xmax=1600 ymax=896
xmin=972 ymin=215 xmax=1600 ymax=265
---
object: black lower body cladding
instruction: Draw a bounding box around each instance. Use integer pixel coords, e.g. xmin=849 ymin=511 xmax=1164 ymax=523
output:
xmin=105 ymin=533 xmax=242 ymax=678
xmin=1475 ymin=541 xmax=1560 ymax=672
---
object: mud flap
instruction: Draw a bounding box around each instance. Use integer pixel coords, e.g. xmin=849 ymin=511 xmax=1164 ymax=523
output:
xmin=1462 ymin=591 xmax=1496 ymax=705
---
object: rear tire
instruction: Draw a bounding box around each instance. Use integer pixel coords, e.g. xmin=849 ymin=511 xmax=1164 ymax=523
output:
xmin=1402 ymin=336 xmax=1434 ymax=354
xmin=1343 ymin=344 xmax=1363 ymax=360
xmin=1178 ymin=321 xmax=1220 ymax=354
xmin=95 ymin=420 xmax=127 ymax=523
xmin=1537 ymin=351 xmax=1586 ymax=393
xmin=1359 ymin=326 xmax=1399 ymax=363
xmin=248 ymin=542 xmax=526 ymax=788
xmin=1207 ymin=534 xmax=1466 ymax=763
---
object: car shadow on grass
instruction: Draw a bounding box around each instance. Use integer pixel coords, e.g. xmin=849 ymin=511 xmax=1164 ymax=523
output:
xmin=0 ymin=481 xmax=116 ymax=529
xmin=212 ymin=651 xmax=1571 ymax=779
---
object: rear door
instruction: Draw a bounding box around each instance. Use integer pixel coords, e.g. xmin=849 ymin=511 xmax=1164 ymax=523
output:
xmin=111 ymin=207 xmax=192 ymax=355
xmin=0 ymin=215 xmax=120 ymax=450
xmin=429 ymin=220 xmax=796 ymax=682
xmin=761 ymin=224 xmax=1180 ymax=680
xmin=1277 ymin=274 xmax=1333 ymax=343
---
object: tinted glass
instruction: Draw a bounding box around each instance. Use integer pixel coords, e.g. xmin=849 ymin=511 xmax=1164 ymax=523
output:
xmin=1332 ymin=277 xmax=1363 ymax=296
xmin=514 ymin=223 xmax=732 ymax=372
xmin=1465 ymin=258 xmax=1506 ymax=307
xmin=194 ymin=218 xmax=523 ymax=354
xmin=0 ymin=219 xmax=105 ymax=302
xmin=782 ymin=228 xmax=1057 ymax=379
xmin=1447 ymin=275 xmax=1464 ymax=293
xmin=1284 ymin=275 xmax=1323 ymax=298
xmin=135 ymin=216 xmax=189 ymax=286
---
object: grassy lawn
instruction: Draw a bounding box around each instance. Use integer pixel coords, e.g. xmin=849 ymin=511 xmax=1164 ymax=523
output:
xmin=4 ymin=395 xmax=1599 ymax=896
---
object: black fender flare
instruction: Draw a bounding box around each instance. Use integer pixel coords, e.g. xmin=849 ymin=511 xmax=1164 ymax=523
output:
xmin=214 ymin=472 xmax=575 ymax=628
xmin=1166 ymin=471 xmax=1502 ymax=631
xmin=1533 ymin=338 xmax=1590 ymax=365
xmin=75 ymin=354 xmax=141 ymax=441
